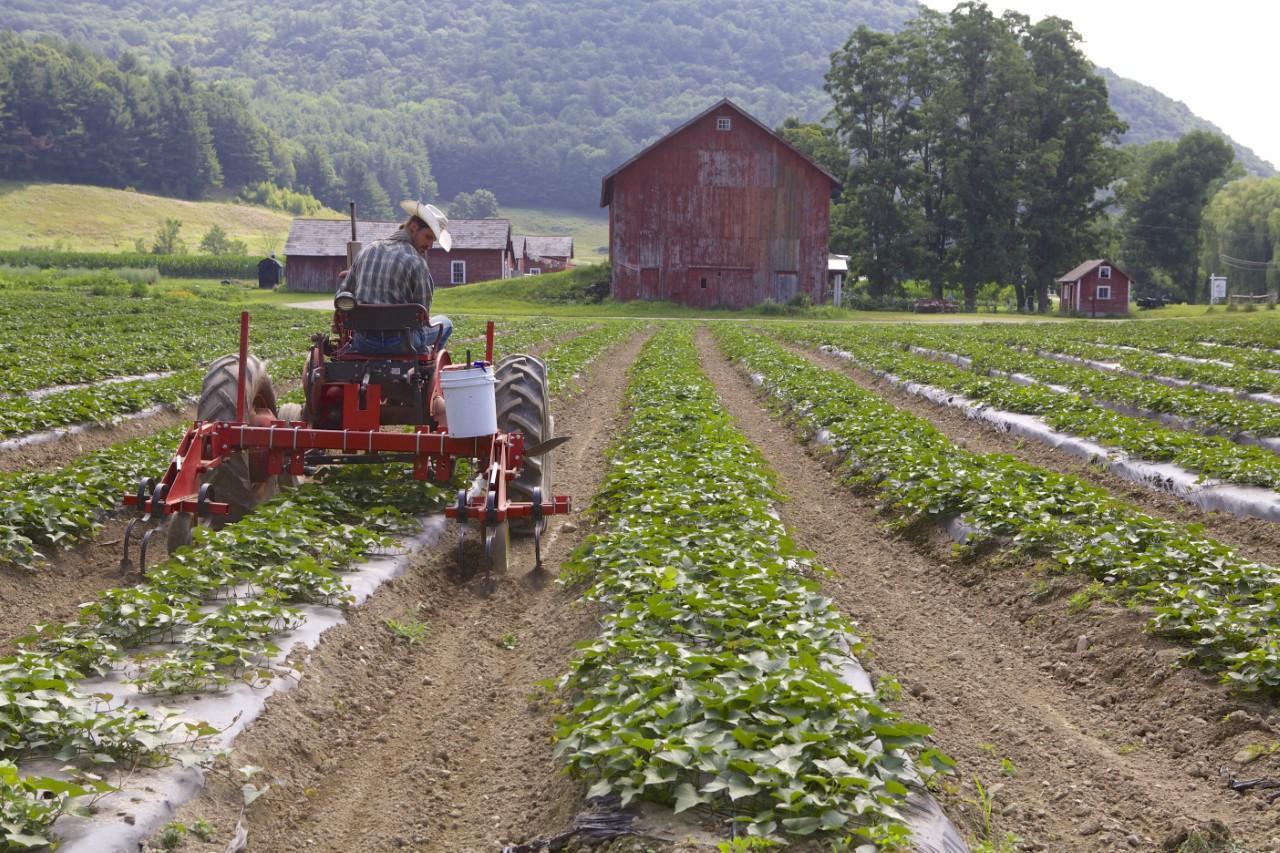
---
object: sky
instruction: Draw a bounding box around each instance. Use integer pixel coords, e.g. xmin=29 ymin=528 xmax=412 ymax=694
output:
xmin=919 ymin=0 xmax=1279 ymax=169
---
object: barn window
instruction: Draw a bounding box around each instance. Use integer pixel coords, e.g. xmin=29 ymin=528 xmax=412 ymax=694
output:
xmin=451 ymin=260 xmax=466 ymax=285
xmin=716 ymin=117 xmax=731 ymax=131
xmin=529 ymin=268 xmax=541 ymax=275
xmin=1096 ymin=285 xmax=1111 ymax=300
xmin=700 ymin=277 xmax=708 ymax=289
xmin=1099 ymin=265 xmax=1112 ymax=279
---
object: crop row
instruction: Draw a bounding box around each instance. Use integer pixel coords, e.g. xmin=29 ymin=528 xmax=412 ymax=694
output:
xmin=0 ymin=291 xmax=323 ymax=393
xmin=554 ymin=327 xmax=948 ymax=844
xmin=773 ymin=324 xmax=1280 ymax=490
xmin=716 ymin=325 xmax=1280 ymax=695
xmin=0 ymin=465 xmax=450 ymax=846
xmin=863 ymin=324 xmax=1280 ymax=439
xmin=0 ymin=320 xmax=640 ymax=846
xmin=994 ymin=317 xmax=1280 ymax=373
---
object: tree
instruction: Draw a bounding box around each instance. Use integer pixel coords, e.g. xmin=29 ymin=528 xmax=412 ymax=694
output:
xmin=449 ymin=188 xmax=500 ymax=219
xmin=1120 ymin=130 xmax=1235 ymax=301
xmin=343 ymin=159 xmax=392 ymax=219
xmin=941 ymin=3 xmax=1035 ymax=311
xmin=198 ymin=223 xmax=248 ymax=255
xmin=1015 ymin=15 xmax=1125 ymax=311
xmin=151 ymin=218 xmax=186 ymax=255
xmin=825 ymin=27 xmax=919 ymax=300
xmin=1198 ymin=176 xmax=1280 ymax=295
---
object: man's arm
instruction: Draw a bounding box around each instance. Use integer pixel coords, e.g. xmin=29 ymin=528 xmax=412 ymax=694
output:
xmin=415 ymin=257 xmax=434 ymax=309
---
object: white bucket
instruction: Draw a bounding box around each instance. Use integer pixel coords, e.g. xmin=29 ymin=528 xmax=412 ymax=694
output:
xmin=440 ymin=364 xmax=498 ymax=438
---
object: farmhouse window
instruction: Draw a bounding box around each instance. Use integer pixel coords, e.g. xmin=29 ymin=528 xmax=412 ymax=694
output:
xmin=1099 ymin=265 xmax=1112 ymax=279
xmin=451 ymin=261 xmax=466 ymax=285
xmin=1096 ymin=285 xmax=1111 ymax=300
xmin=716 ymin=117 xmax=732 ymax=131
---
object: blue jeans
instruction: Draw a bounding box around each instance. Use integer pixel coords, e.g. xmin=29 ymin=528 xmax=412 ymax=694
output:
xmin=353 ymin=315 xmax=452 ymax=354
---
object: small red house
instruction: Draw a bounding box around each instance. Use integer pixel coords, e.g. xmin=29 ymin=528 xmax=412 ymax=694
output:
xmin=601 ymin=98 xmax=840 ymax=309
xmin=1057 ymin=259 xmax=1132 ymax=317
xmin=284 ymin=218 xmax=516 ymax=293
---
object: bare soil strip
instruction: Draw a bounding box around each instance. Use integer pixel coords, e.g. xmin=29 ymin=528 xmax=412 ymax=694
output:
xmin=0 ymin=404 xmax=193 ymax=473
xmin=789 ymin=340 xmax=1280 ymax=569
xmin=697 ymin=328 xmax=1280 ymax=852
xmin=157 ymin=330 xmax=650 ymax=853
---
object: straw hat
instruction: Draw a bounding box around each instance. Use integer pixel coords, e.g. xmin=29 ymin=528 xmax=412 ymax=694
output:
xmin=400 ymin=200 xmax=452 ymax=252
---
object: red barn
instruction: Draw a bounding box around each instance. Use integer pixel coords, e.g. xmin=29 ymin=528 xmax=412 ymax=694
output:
xmin=517 ymin=235 xmax=574 ymax=274
xmin=601 ymin=98 xmax=840 ymax=309
xmin=284 ymin=218 xmax=515 ymax=293
xmin=1057 ymin=259 xmax=1133 ymax=317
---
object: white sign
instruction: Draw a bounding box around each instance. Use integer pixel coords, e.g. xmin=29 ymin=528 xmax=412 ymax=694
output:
xmin=1211 ymin=275 xmax=1227 ymax=303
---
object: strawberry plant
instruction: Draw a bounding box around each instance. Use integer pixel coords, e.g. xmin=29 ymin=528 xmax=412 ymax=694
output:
xmin=555 ymin=327 xmax=949 ymax=844
xmin=717 ymin=325 xmax=1280 ymax=696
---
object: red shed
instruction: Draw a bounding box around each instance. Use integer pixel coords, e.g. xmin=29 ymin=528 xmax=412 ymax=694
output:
xmin=601 ymin=99 xmax=841 ymax=309
xmin=284 ymin=218 xmax=515 ymax=293
xmin=1057 ymin=259 xmax=1133 ymax=317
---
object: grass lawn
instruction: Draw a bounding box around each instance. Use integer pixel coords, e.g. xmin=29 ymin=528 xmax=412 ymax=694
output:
xmin=0 ymin=181 xmax=339 ymax=254
xmin=420 ymin=267 xmax=1066 ymax=323
xmin=498 ymin=206 xmax=608 ymax=265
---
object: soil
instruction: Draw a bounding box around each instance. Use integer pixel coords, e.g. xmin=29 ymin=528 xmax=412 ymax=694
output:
xmin=0 ymin=405 xmax=194 ymax=473
xmin=792 ymin=341 xmax=1280 ymax=569
xmin=697 ymin=328 xmax=1280 ymax=853
xmin=0 ymin=516 xmax=184 ymax=656
xmin=155 ymin=330 xmax=650 ymax=853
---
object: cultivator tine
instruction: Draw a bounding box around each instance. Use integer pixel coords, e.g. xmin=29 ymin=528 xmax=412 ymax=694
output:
xmin=455 ymin=489 xmax=469 ymax=580
xmin=138 ymin=528 xmax=159 ymax=574
xmin=121 ymin=476 xmax=156 ymax=572
xmin=531 ymin=486 xmax=545 ymax=573
xmin=121 ymin=518 xmax=140 ymax=572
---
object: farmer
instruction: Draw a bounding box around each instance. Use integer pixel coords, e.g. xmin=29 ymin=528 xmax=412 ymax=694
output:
xmin=345 ymin=200 xmax=453 ymax=354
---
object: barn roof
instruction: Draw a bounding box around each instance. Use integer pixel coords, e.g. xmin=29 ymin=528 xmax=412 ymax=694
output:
xmin=1056 ymin=259 xmax=1130 ymax=283
xmin=522 ymin=235 xmax=574 ymax=259
xmin=285 ymin=218 xmax=512 ymax=257
xmin=599 ymin=98 xmax=843 ymax=207
xmin=511 ymin=235 xmax=526 ymax=259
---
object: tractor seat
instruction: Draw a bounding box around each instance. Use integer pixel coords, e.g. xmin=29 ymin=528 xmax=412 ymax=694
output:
xmin=336 ymin=302 xmax=436 ymax=358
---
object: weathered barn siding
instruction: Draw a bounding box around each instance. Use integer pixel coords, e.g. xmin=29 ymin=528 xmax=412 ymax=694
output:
xmin=284 ymin=218 xmax=515 ymax=293
xmin=602 ymin=99 xmax=837 ymax=309
xmin=285 ymin=255 xmax=346 ymax=294
xmin=427 ymin=248 xmax=507 ymax=286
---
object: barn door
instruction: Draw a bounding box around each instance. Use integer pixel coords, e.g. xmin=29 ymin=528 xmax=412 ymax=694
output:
xmin=774 ymin=272 xmax=799 ymax=303
xmin=640 ymin=267 xmax=659 ymax=300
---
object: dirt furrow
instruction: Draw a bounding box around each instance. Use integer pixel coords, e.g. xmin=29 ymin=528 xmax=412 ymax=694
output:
xmin=697 ymin=328 xmax=1280 ymax=852
xmin=161 ymin=330 xmax=650 ymax=853
xmin=0 ymin=404 xmax=194 ymax=473
xmin=785 ymin=339 xmax=1280 ymax=569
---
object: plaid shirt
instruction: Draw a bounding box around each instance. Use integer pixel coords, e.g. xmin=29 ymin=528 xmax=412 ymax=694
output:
xmin=346 ymin=229 xmax=434 ymax=309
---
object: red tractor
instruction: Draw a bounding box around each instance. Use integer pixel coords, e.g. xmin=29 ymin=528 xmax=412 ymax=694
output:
xmin=122 ymin=296 xmax=570 ymax=582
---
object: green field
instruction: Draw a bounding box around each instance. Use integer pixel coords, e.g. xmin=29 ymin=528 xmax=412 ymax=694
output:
xmin=499 ymin=205 xmax=609 ymax=264
xmin=0 ymin=181 xmax=331 ymax=254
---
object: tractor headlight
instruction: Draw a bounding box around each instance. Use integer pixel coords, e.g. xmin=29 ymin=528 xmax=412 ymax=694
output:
xmin=335 ymin=290 xmax=357 ymax=312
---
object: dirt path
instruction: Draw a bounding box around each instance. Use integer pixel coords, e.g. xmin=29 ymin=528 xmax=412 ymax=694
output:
xmin=697 ymin=328 xmax=1280 ymax=852
xmin=161 ymin=330 xmax=649 ymax=853
xmin=788 ymin=340 xmax=1280 ymax=569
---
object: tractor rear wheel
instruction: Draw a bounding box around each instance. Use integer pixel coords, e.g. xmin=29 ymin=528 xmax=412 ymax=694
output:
xmin=166 ymin=354 xmax=280 ymax=553
xmin=494 ymin=354 xmax=552 ymax=536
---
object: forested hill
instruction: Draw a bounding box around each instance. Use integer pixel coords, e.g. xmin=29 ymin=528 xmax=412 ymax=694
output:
xmin=1 ymin=0 xmax=1272 ymax=211
xmin=1099 ymin=69 xmax=1272 ymax=177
